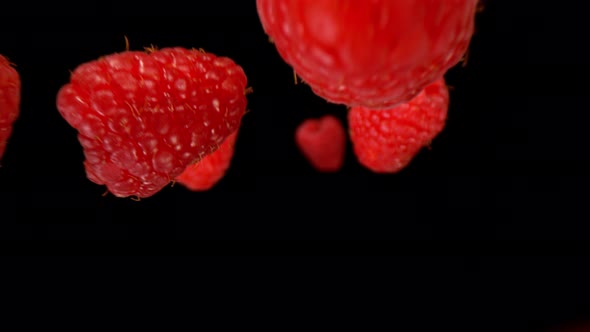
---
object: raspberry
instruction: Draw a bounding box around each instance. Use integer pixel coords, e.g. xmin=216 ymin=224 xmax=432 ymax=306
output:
xmin=175 ymin=131 xmax=238 ymax=191
xmin=257 ymin=0 xmax=476 ymax=109
xmin=0 ymin=55 xmax=21 ymax=160
xmin=295 ymin=114 xmax=346 ymax=172
xmin=56 ymin=47 xmax=248 ymax=198
xmin=348 ymin=78 xmax=449 ymax=173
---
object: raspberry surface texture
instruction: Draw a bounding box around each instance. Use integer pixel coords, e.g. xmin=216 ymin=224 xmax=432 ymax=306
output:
xmin=56 ymin=47 xmax=248 ymax=198
xmin=295 ymin=114 xmax=346 ymax=172
xmin=175 ymin=131 xmax=238 ymax=191
xmin=348 ymin=78 xmax=449 ymax=173
xmin=0 ymin=55 xmax=21 ymax=160
xmin=257 ymin=0 xmax=476 ymax=109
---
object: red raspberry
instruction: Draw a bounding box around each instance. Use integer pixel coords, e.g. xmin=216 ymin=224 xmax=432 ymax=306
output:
xmin=0 ymin=55 xmax=21 ymax=160
xmin=257 ymin=0 xmax=476 ymax=109
xmin=348 ymin=78 xmax=449 ymax=173
xmin=295 ymin=114 xmax=346 ymax=172
xmin=175 ymin=131 xmax=238 ymax=191
xmin=56 ymin=47 xmax=248 ymax=198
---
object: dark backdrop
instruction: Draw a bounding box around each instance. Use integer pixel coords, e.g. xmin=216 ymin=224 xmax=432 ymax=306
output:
xmin=1 ymin=1 xmax=590 ymax=330
xmin=0 ymin=1 xmax=588 ymax=245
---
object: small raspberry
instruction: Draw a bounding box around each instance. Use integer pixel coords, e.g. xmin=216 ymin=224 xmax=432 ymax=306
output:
xmin=295 ymin=114 xmax=346 ymax=172
xmin=257 ymin=0 xmax=476 ymax=109
xmin=56 ymin=47 xmax=248 ymax=198
xmin=348 ymin=78 xmax=449 ymax=173
xmin=0 ymin=55 xmax=21 ymax=160
xmin=175 ymin=131 xmax=238 ymax=191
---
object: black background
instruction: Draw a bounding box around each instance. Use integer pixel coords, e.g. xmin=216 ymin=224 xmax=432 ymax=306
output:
xmin=1 ymin=1 xmax=589 ymax=241
xmin=1 ymin=1 xmax=590 ymax=329
xmin=0 ymin=3 xmax=587 ymax=243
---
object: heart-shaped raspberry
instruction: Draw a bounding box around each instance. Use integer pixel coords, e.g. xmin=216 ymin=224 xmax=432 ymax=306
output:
xmin=295 ymin=114 xmax=346 ymax=172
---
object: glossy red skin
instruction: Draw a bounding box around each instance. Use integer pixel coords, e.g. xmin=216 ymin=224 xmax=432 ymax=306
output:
xmin=56 ymin=48 xmax=248 ymax=198
xmin=348 ymin=78 xmax=449 ymax=173
xmin=295 ymin=114 xmax=346 ymax=172
xmin=257 ymin=0 xmax=476 ymax=109
xmin=176 ymin=131 xmax=238 ymax=191
xmin=0 ymin=55 xmax=21 ymax=160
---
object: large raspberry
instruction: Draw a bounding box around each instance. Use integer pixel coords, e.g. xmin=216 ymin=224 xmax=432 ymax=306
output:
xmin=257 ymin=0 xmax=476 ymax=109
xmin=56 ymin=47 xmax=248 ymax=198
xmin=0 ymin=55 xmax=21 ymax=160
xmin=348 ymin=78 xmax=449 ymax=173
